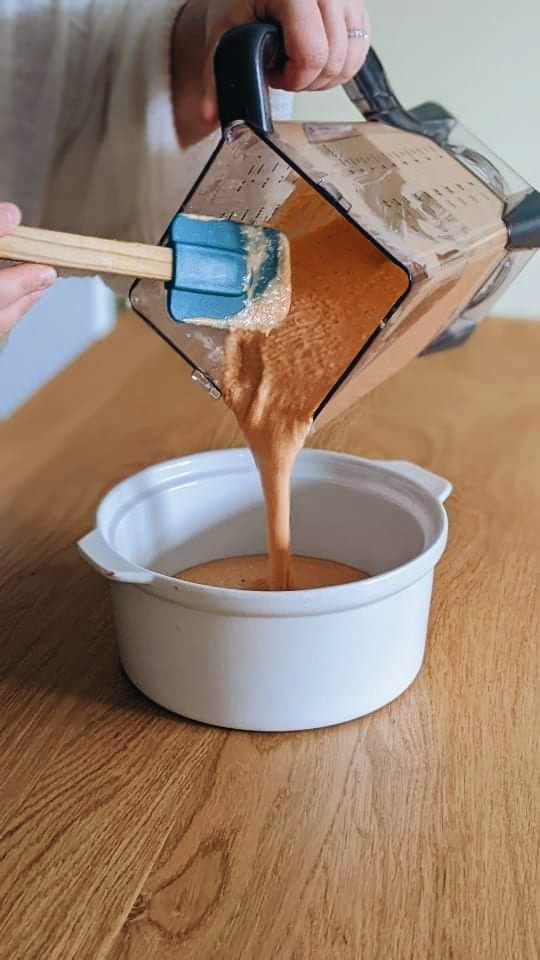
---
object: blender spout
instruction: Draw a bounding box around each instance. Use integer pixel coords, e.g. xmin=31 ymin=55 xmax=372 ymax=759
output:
xmin=505 ymin=190 xmax=540 ymax=250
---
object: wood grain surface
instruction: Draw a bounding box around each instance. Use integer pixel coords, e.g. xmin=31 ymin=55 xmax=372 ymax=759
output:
xmin=0 ymin=313 xmax=538 ymax=960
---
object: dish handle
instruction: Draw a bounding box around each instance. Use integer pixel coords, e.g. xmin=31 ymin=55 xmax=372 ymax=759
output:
xmin=372 ymin=460 xmax=452 ymax=504
xmin=78 ymin=530 xmax=154 ymax=584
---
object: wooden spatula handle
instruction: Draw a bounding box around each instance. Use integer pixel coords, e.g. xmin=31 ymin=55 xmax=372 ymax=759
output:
xmin=0 ymin=226 xmax=173 ymax=282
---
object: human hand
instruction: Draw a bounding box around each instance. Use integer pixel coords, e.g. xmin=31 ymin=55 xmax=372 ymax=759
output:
xmin=0 ymin=204 xmax=57 ymax=340
xmin=172 ymin=0 xmax=370 ymax=145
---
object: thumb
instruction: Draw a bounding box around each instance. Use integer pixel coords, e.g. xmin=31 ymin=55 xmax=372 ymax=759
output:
xmin=0 ymin=203 xmax=21 ymax=236
xmin=201 ymin=56 xmax=219 ymax=126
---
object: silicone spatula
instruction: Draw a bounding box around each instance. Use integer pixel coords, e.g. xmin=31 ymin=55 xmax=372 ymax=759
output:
xmin=0 ymin=213 xmax=289 ymax=327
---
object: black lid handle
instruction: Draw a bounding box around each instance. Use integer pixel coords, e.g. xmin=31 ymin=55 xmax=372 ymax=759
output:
xmin=215 ymin=24 xmax=424 ymax=139
xmin=344 ymin=48 xmax=423 ymax=133
xmin=214 ymin=23 xmax=285 ymax=133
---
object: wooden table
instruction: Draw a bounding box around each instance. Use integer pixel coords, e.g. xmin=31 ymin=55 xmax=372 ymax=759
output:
xmin=0 ymin=314 xmax=538 ymax=960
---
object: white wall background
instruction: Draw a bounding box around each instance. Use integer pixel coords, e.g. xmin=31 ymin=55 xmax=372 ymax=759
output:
xmin=294 ymin=0 xmax=540 ymax=317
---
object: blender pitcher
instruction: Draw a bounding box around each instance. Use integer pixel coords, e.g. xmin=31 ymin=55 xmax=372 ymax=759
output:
xmin=130 ymin=24 xmax=540 ymax=427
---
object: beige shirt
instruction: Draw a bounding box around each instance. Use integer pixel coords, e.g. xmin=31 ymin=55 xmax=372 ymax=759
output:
xmin=0 ymin=0 xmax=292 ymax=287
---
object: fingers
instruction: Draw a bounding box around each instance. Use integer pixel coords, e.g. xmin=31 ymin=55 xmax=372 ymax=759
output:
xmin=203 ymin=0 xmax=330 ymax=124
xmin=268 ymin=0 xmax=329 ymax=91
xmin=0 ymin=202 xmax=57 ymax=335
xmin=0 ymin=263 xmax=56 ymax=310
xmin=0 ymin=289 xmax=45 ymax=336
xmin=195 ymin=0 xmax=371 ymax=135
xmin=0 ymin=202 xmax=21 ymax=236
xmin=267 ymin=0 xmax=370 ymax=92
xmin=340 ymin=2 xmax=371 ymax=87
xmin=0 ymin=263 xmax=57 ymax=335
xmin=201 ymin=55 xmax=219 ymax=126
xmin=304 ymin=0 xmax=348 ymax=91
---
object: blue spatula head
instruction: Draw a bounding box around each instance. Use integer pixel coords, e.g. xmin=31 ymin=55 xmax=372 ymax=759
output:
xmin=166 ymin=213 xmax=290 ymax=328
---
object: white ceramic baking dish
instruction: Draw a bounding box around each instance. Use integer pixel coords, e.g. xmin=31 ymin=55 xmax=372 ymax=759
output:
xmin=78 ymin=449 xmax=451 ymax=731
